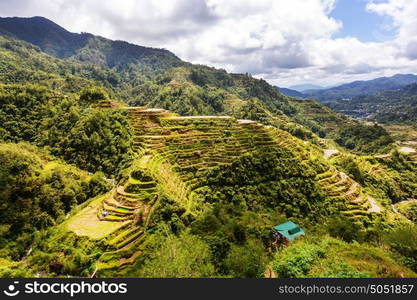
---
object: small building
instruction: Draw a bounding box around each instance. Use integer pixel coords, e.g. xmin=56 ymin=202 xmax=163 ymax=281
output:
xmin=273 ymin=221 xmax=305 ymax=246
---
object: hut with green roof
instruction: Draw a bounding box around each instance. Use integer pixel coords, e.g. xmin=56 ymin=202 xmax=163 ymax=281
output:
xmin=273 ymin=221 xmax=304 ymax=245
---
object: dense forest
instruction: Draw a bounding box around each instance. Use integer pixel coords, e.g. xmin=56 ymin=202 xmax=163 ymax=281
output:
xmin=0 ymin=17 xmax=416 ymax=278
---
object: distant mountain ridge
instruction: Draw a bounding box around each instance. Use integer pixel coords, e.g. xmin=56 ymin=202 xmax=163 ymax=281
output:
xmin=0 ymin=16 xmax=91 ymax=58
xmin=323 ymin=83 xmax=417 ymax=125
xmin=288 ymin=84 xmax=325 ymax=92
xmin=0 ymin=16 xmax=183 ymax=77
xmin=303 ymin=74 xmax=417 ymax=101
xmin=276 ymin=87 xmax=304 ymax=98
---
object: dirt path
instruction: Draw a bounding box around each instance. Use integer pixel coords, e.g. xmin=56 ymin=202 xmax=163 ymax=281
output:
xmin=346 ymin=183 xmax=359 ymax=196
xmin=398 ymin=199 xmax=417 ymax=205
xmin=367 ymin=196 xmax=382 ymax=213
xmin=398 ymin=147 xmax=416 ymax=153
xmin=391 ymin=204 xmax=412 ymax=223
xmin=339 ymin=172 xmax=348 ymax=181
xmin=324 ymin=149 xmax=339 ymax=159
xmin=392 ymin=199 xmax=417 ymax=222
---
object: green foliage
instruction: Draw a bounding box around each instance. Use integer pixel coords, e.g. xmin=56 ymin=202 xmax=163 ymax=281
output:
xmin=79 ymin=86 xmax=108 ymax=104
xmin=272 ymin=236 xmax=414 ymax=278
xmin=0 ymin=84 xmax=51 ymax=142
xmin=0 ymin=259 xmax=33 ymax=277
xmin=0 ymin=142 xmax=109 ymax=259
xmin=290 ymin=98 xmax=353 ymax=138
xmin=88 ymin=172 xmax=110 ymax=196
xmin=140 ymin=231 xmax=216 ymax=278
xmin=326 ymin=215 xmax=365 ymax=243
xmin=397 ymin=202 xmax=417 ymax=224
xmin=51 ymin=109 xmax=132 ymax=175
xmin=196 ymin=149 xmax=325 ymax=219
xmin=0 ymin=84 xmax=132 ymax=175
xmin=27 ymin=229 xmax=103 ymax=277
xmin=314 ymin=259 xmax=371 ymax=278
xmin=190 ymin=202 xmax=284 ymax=276
xmin=335 ymin=123 xmax=394 ymax=154
xmin=147 ymin=195 xmax=187 ymax=233
xmin=0 ymin=34 xmax=125 ymax=92
xmin=369 ymin=152 xmax=417 ymax=202
xmin=383 ymin=223 xmax=417 ymax=260
xmin=224 ymin=241 xmax=265 ymax=278
xmin=272 ymin=243 xmax=325 ymax=277
xmin=334 ymin=155 xmax=365 ymax=184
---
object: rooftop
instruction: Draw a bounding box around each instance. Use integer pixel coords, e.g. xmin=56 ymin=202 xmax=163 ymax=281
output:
xmin=274 ymin=221 xmax=305 ymax=241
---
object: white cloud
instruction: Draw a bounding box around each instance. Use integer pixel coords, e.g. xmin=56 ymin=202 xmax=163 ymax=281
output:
xmin=1 ymin=0 xmax=417 ymax=86
xmin=367 ymin=0 xmax=417 ymax=59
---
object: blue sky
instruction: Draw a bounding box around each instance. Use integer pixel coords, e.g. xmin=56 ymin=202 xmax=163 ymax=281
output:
xmin=331 ymin=0 xmax=396 ymax=42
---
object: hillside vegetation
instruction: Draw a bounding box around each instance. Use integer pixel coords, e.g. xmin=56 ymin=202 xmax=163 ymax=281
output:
xmin=0 ymin=17 xmax=416 ymax=278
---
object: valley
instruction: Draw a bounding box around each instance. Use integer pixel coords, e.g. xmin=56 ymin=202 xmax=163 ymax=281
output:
xmin=0 ymin=16 xmax=416 ymax=279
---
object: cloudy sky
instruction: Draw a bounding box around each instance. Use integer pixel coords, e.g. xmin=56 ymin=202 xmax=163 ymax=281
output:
xmin=1 ymin=0 xmax=417 ymax=87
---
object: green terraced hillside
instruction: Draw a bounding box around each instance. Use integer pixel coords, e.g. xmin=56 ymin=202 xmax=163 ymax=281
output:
xmin=59 ymin=104 xmax=408 ymax=277
xmin=1 ymin=17 xmax=416 ymax=279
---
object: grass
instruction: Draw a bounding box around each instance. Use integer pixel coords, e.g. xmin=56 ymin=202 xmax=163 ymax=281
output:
xmin=66 ymin=194 xmax=130 ymax=240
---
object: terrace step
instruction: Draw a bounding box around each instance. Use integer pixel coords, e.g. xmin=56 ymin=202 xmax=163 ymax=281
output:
xmin=101 ymin=202 xmax=135 ymax=217
xmin=104 ymin=197 xmax=136 ymax=211
xmin=108 ymin=226 xmax=142 ymax=248
xmin=99 ymin=214 xmax=132 ymax=222
xmin=116 ymin=229 xmax=144 ymax=249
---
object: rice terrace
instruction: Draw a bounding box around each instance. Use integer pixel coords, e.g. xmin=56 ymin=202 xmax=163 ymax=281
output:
xmin=0 ymin=1 xmax=417 ymax=281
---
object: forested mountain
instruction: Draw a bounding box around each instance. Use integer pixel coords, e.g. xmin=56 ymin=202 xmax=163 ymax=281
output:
xmin=0 ymin=16 xmax=184 ymax=78
xmin=303 ymin=74 xmax=417 ymax=101
xmin=276 ymin=86 xmax=305 ymax=98
xmin=0 ymin=22 xmax=362 ymax=147
xmin=322 ymin=83 xmax=417 ymax=126
xmin=0 ymin=16 xmax=91 ymax=58
xmin=0 ymin=17 xmax=416 ymax=279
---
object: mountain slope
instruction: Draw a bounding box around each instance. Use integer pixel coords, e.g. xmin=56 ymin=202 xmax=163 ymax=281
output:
xmin=277 ymin=86 xmax=305 ymax=98
xmin=0 ymin=16 xmax=90 ymax=58
xmin=1 ymin=16 xmax=416 ymax=279
xmin=0 ymin=18 xmax=396 ymax=155
xmin=0 ymin=16 xmax=183 ymax=78
xmin=3 ymin=102 xmax=414 ymax=278
xmin=304 ymin=74 xmax=417 ymax=101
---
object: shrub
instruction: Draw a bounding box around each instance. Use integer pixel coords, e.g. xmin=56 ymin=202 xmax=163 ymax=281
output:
xmin=140 ymin=232 xmax=216 ymax=278
xmin=314 ymin=259 xmax=371 ymax=278
xmin=224 ymin=241 xmax=265 ymax=278
xmin=0 ymin=142 xmax=108 ymax=255
xmin=326 ymin=215 xmax=365 ymax=243
xmin=57 ymin=109 xmax=132 ymax=175
xmin=397 ymin=203 xmax=417 ymax=224
xmin=79 ymin=86 xmax=109 ymax=104
xmin=272 ymin=243 xmax=325 ymax=277
xmin=383 ymin=223 xmax=417 ymax=261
